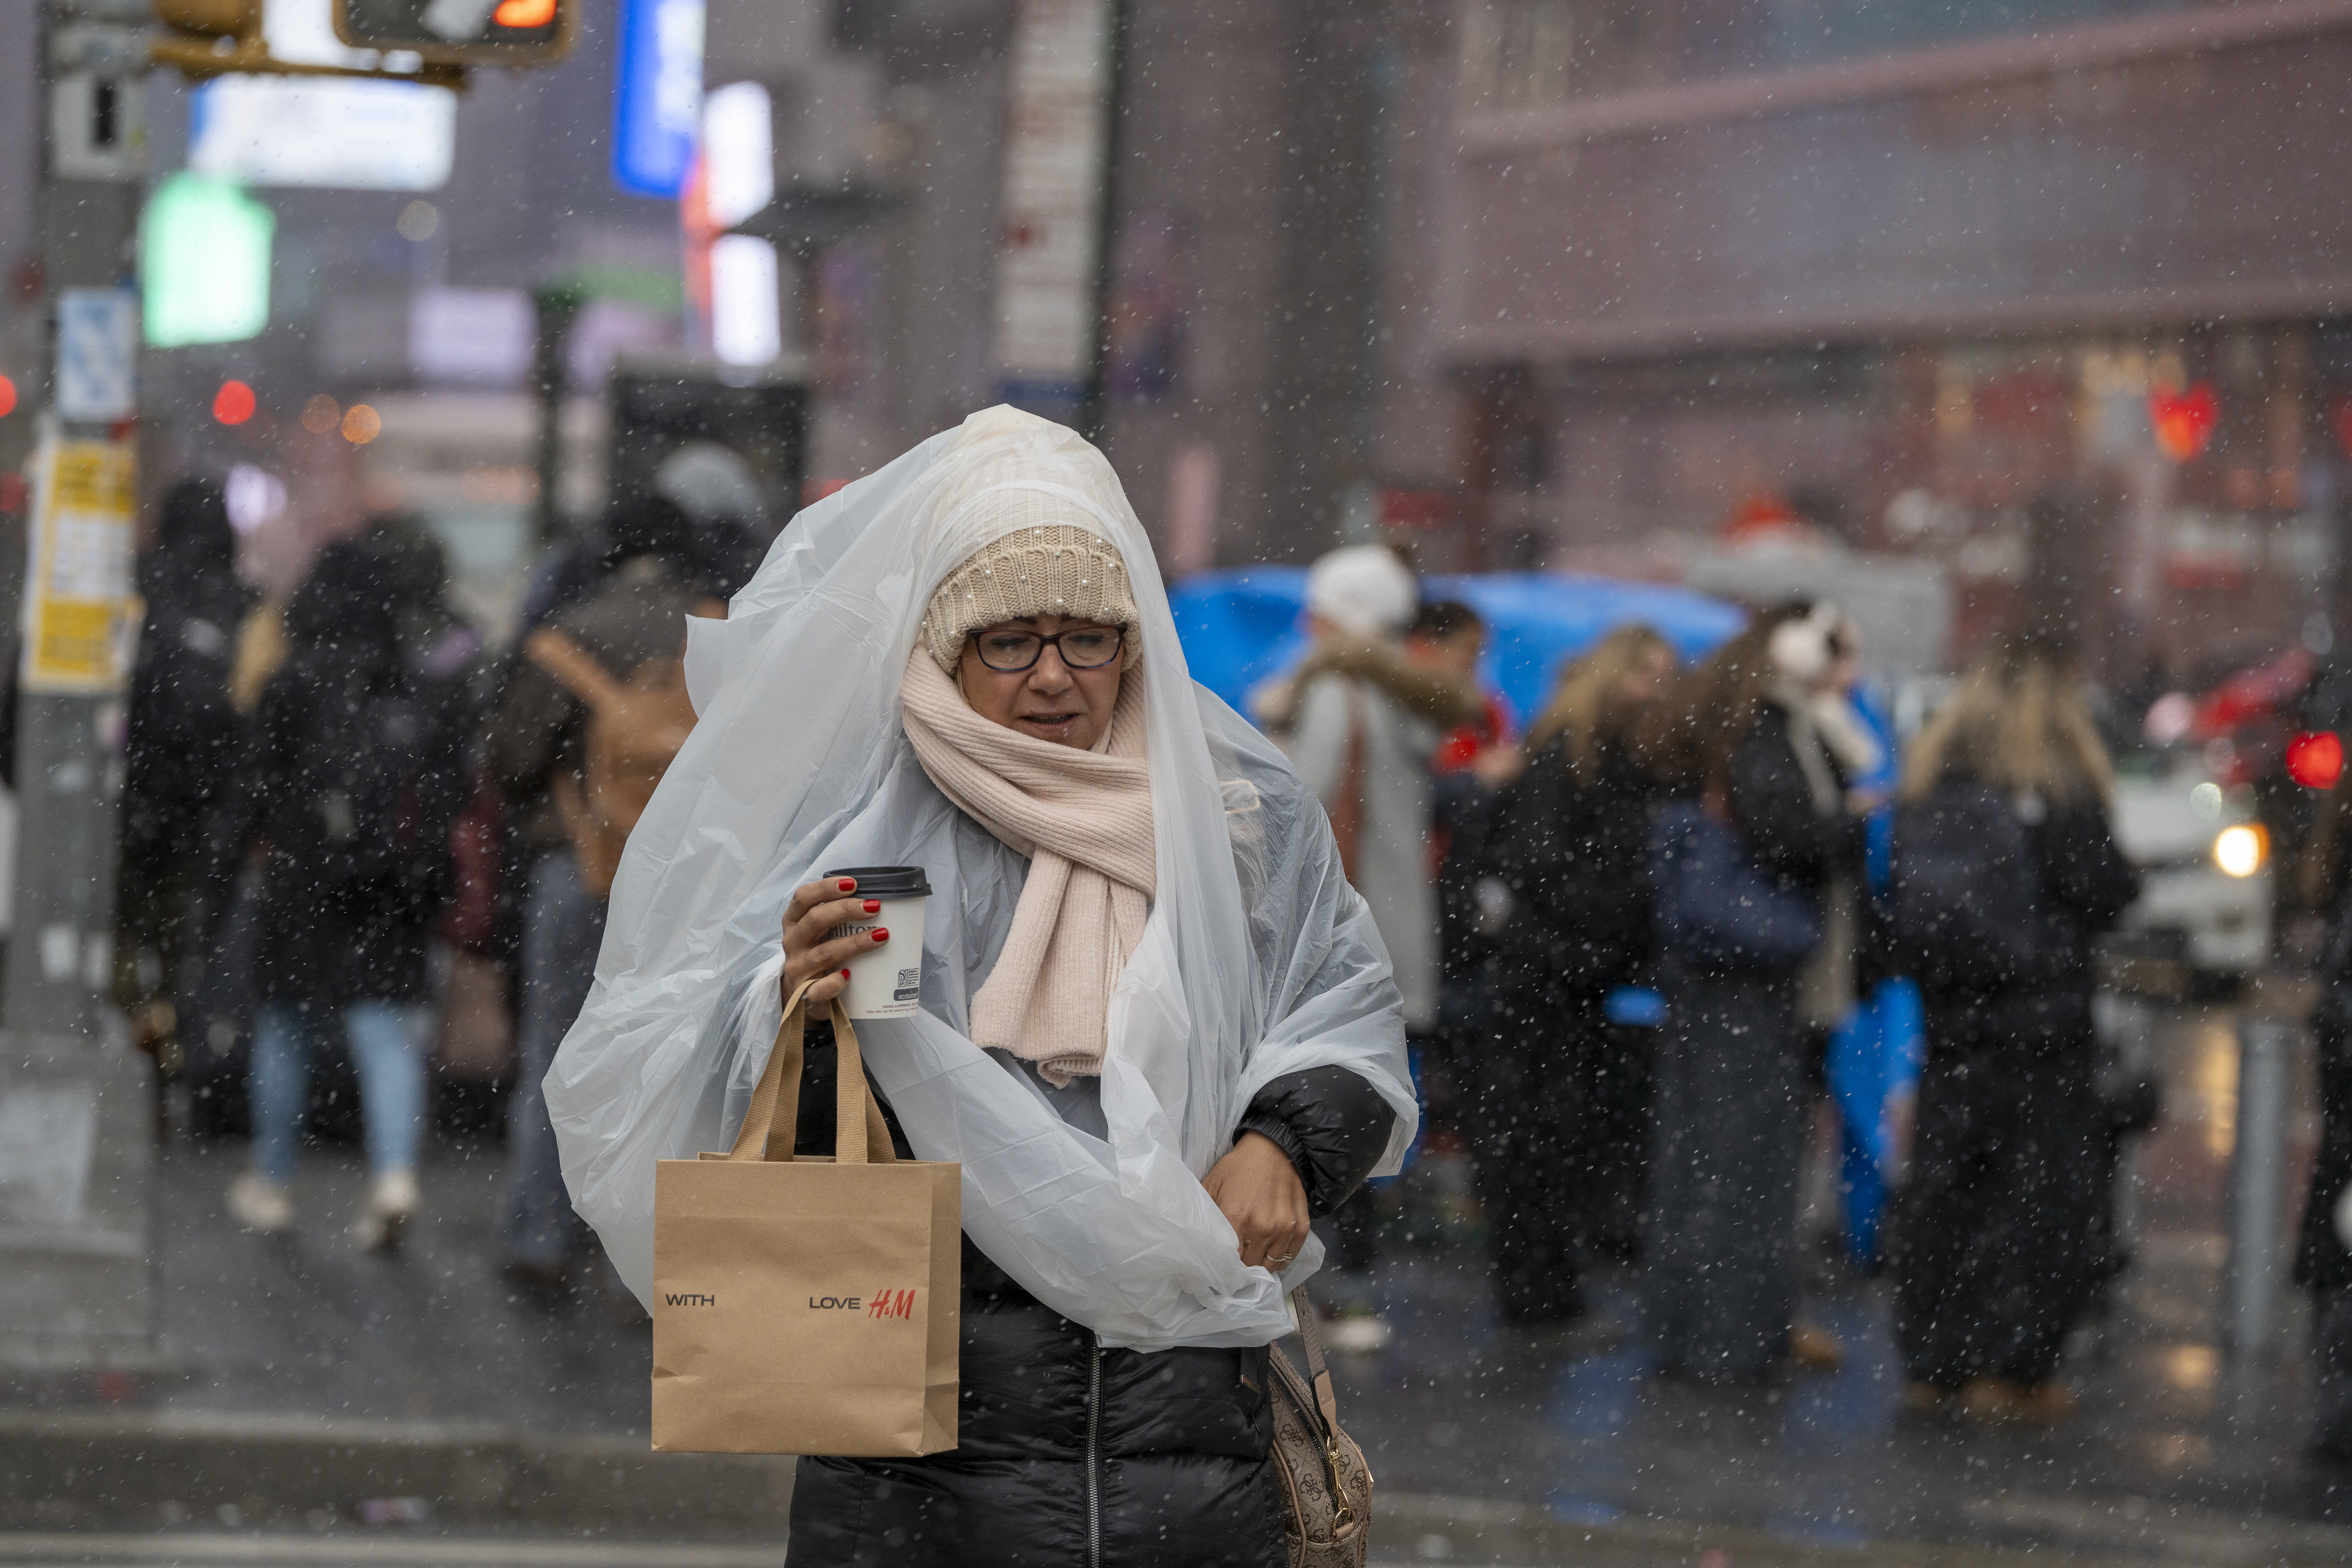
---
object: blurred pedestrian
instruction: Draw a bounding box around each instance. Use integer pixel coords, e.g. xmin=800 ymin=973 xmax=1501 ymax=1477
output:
xmin=1260 ymin=548 xmax=1479 ymax=1034
xmin=2304 ymin=754 xmax=2352 ymax=1462
xmin=487 ymin=496 xmax=712 ymax=1285
xmin=1477 ymin=625 xmax=1673 ymax=1332
xmin=120 ymin=478 xmax=257 ymax=1065
xmin=363 ymin=514 xmax=514 ymax=1123
xmin=1254 ymin=547 xmax=1476 ymax=1337
xmin=654 ymin=440 xmax=770 ymax=596
xmin=221 ymin=541 xmax=471 ymax=1246
xmin=517 ymin=495 xmax=738 ymax=635
xmin=366 ymin=512 xmax=490 ymax=694
xmin=1403 ymin=600 xmax=1520 ymax=1141
xmin=1886 ymin=633 xmax=2138 ymax=1421
xmin=2295 ymin=693 xmax=2352 ymax=1465
xmin=1644 ymin=602 xmax=1874 ymax=1383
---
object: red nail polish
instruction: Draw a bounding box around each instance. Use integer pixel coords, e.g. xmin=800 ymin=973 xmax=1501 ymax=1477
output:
xmin=871 ymin=928 xmax=889 ymax=942
xmin=863 ymin=900 xmax=881 ymax=914
xmin=837 ymin=879 xmax=855 ymax=891
xmin=841 ymin=969 xmax=851 ymax=979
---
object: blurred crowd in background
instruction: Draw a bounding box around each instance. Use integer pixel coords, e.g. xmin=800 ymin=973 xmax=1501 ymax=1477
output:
xmin=100 ymin=470 xmax=2352 ymax=1467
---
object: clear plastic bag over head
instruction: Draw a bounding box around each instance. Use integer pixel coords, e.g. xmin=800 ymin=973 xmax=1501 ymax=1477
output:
xmin=544 ymin=406 xmax=1417 ymax=1351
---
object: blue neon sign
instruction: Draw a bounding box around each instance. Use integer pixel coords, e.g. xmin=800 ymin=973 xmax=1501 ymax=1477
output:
xmin=611 ymin=0 xmax=704 ymax=199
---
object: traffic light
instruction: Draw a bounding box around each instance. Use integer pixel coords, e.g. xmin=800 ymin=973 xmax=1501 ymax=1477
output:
xmin=335 ymin=0 xmax=574 ymax=64
xmin=149 ymin=0 xmax=260 ymax=76
xmin=150 ymin=0 xmax=469 ymax=84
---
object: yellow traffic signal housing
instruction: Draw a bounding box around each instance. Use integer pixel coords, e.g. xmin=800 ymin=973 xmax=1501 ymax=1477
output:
xmin=153 ymin=0 xmax=255 ymax=36
xmin=334 ymin=0 xmax=573 ymax=64
xmin=150 ymin=0 xmax=469 ymax=84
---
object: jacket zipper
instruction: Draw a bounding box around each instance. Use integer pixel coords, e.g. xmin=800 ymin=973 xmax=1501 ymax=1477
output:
xmin=1085 ymin=1331 xmax=1104 ymax=1568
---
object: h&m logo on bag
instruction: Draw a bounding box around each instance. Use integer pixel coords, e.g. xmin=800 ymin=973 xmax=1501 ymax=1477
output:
xmin=804 ymin=1288 xmax=917 ymax=1319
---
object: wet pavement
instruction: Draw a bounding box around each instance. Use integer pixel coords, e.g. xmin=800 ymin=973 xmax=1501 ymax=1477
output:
xmin=22 ymin=1000 xmax=2352 ymax=1563
xmin=142 ymin=1134 xmax=649 ymax=1434
xmin=1326 ymin=1001 xmax=2352 ymax=1554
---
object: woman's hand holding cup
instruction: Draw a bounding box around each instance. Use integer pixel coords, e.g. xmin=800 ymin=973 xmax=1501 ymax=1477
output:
xmin=783 ymin=877 xmax=890 ymax=1006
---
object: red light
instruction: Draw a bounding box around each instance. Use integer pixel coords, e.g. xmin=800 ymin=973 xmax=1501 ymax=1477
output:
xmin=2287 ymin=730 xmax=2343 ymax=790
xmin=0 ymin=375 xmax=16 ymax=419
xmin=213 ymin=380 xmax=256 ymax=425
xmin=2149 ymin=383 xmax=2219 ymax=463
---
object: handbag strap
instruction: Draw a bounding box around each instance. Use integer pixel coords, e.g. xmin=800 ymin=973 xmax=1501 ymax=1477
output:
xmin=1285 ymin=1286 xmax=1359 ymax=1533
xmin=1289 ymin=1287 xmax=1342 ymax=1436
xmin=727 ymin=975 xmax=896 ymax=1165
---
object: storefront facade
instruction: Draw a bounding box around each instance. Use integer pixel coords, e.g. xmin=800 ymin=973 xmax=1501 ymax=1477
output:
xmin=1436 ymin=0 xmax=2352 ymax=678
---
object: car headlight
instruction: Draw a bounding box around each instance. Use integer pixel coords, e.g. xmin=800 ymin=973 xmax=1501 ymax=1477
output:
xmin=2214 ymin=823 xmax=2269 ymax=878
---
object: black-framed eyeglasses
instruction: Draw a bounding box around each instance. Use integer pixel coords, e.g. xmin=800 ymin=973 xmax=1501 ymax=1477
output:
xmin=969 ymin=625 xmax=1128 ymax=672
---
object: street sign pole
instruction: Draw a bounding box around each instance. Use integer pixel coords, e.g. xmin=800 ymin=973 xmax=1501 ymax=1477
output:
xmin=0 ymin=0 xmax=159 ymax=1376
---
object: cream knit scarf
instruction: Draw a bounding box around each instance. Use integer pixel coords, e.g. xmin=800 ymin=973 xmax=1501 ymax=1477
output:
xmin=898 ymin=648 xmax=1155 ymax=1084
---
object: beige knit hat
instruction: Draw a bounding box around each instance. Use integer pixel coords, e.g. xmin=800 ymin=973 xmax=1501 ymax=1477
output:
xmin=922 ymin=523 xmax=1142 ymax=673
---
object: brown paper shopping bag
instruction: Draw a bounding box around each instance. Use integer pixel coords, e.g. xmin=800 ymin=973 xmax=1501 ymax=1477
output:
xmin=651 ymin=977 xmax=960 ymax=1455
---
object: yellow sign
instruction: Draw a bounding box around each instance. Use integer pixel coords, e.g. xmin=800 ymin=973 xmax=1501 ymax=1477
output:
xmin=22 ymin=437 xmax=141 ymax=694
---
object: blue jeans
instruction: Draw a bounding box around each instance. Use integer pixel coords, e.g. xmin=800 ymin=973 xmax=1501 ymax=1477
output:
xmin=249 ymin=1000 xmax=430 ymax=1183
xmin=500 ymin=848 xmax=604 ymax=1265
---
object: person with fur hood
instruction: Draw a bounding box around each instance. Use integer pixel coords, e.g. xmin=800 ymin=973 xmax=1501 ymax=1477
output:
xmin=1643 ymin=601 xmax=1878 ymax=1383
xmin=1250 ymin=546 xmax=1481 ymax=1039
xmin=1251 ymin=546 xmax=1479 ymax=1320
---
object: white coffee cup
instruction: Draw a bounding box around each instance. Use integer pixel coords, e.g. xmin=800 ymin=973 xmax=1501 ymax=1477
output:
xmin=819 ymin=866 xmax=932 ymax=1019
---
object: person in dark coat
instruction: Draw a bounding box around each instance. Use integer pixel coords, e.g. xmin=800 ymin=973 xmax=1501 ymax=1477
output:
xmin=1886 ymin=633 xmax=2138 ymax=1421
xmin=1406 ymin=600 xmax=1521 ymax=1143
xmin=1476 ymin=624 xmax=1673 ymax=1329
xmin=2296 ymin=750 xmax=2352 ymax=1461
xmin=1642 ymin=602 xmax=1876 ymax=1383
xmin=487 ymin=497 xmax=713 ymax=1282
xmin=220 ymin=541 xmax=471 ymax=1248
xmin=120 ymin=478 xmax=257 ymax=1058
xmin=366 ymin=512 xmax=490 ymax=693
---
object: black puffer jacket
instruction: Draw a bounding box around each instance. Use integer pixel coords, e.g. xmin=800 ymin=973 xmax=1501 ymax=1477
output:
xmin=1485 ymin=734 xmax=1660 ymax=999
xmin=784 ymin=1032 xmax=1394 ymax=1567
xmin=1726 ymin=704 xmax=1866 ymax=904
xmin=1891 ymin=784 xmax=2138 ymax=1049
xmin=2300 ymin=876 xmax=2352 ymax=1294
xmin=124 ymin=505 xmax=255 ymax=876
xmin=214 ymin=544 xmax=471 ymax=1008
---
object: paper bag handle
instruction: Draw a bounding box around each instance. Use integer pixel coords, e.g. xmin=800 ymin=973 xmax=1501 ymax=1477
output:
xmin=727 ymin=975 xmax=897 ymax=1165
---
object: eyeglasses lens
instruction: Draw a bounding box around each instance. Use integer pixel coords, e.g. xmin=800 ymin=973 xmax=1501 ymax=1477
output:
xmin=975 ymin=628 xmax=1124 ymax=672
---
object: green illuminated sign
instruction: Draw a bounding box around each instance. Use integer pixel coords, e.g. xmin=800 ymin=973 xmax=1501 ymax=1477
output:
xmin=142 ymin=174 xmax=274 ymax=348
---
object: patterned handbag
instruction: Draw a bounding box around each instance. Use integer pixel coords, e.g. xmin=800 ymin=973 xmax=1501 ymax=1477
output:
xmin=1268 ymin=1288 xmax=1371 ymax=1567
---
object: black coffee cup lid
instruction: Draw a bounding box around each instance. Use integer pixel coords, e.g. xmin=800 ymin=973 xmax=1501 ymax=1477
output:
xmin=820 ymin=866 xmax=932 ymax=899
